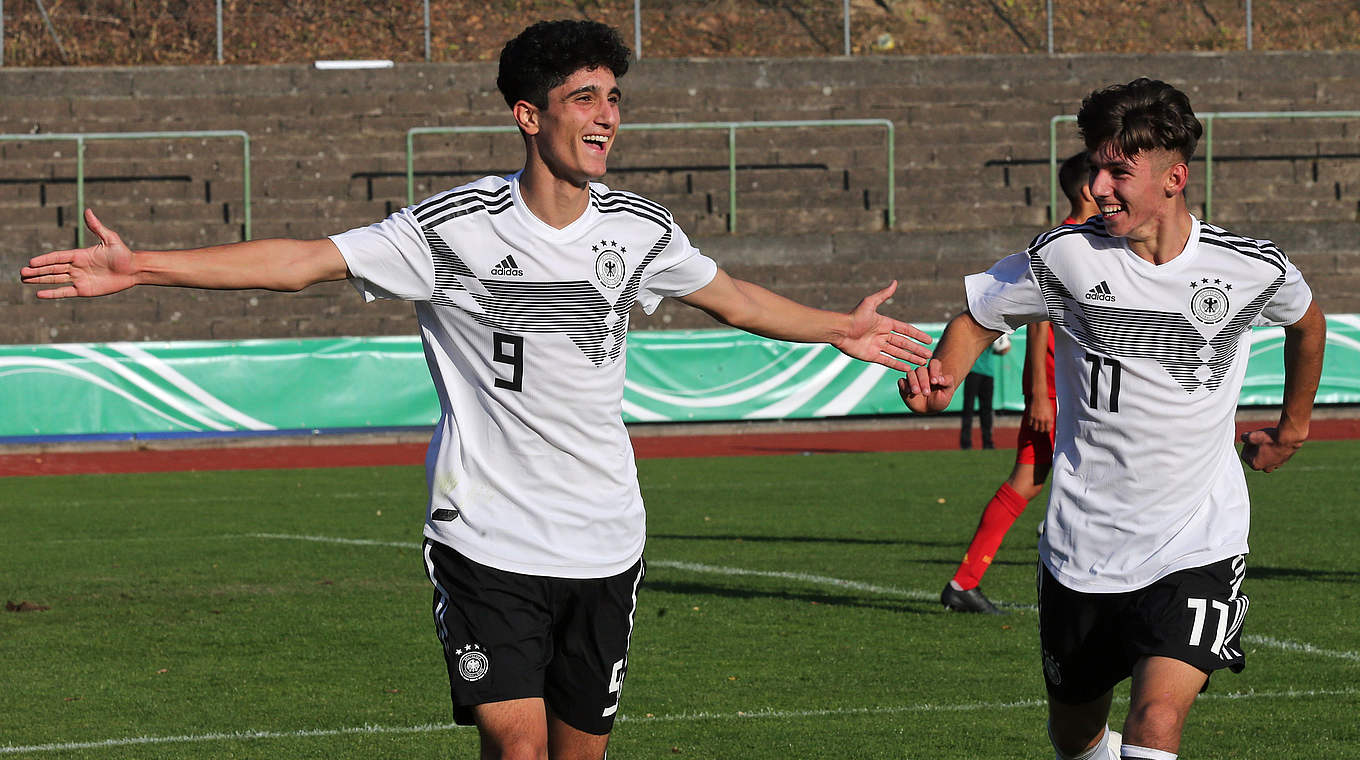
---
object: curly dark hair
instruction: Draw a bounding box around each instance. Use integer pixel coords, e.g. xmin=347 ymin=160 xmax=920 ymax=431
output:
xmin=496 ymin=20 xmax=632 ymax=109
xmin=1078 ymin=77 xmax=1203 ymax=163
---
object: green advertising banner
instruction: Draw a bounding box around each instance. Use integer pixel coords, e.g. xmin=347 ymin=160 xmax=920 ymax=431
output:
xmin=1 ymin=317 xmax=1357 ymax=440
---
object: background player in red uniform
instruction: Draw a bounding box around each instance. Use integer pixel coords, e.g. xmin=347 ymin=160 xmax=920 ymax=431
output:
xmin=941 ymin=152 xmax=1098 ymax=614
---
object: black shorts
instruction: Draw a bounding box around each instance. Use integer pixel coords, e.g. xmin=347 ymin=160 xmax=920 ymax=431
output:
xmin=422 ymin=539 xmax=645 ymax=735
xmin=1037 ymin=555 xmax=1248 ymax=705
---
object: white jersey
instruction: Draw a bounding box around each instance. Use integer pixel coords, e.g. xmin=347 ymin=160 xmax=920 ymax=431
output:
xmin=331 ymin=173 xmax=717 ymax=579
xmin=966 ymin=216 xmax=1312 ymax=593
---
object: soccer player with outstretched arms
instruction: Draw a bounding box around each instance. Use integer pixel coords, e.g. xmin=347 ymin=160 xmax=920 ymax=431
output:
xmin=901 ymin=78 xmax=1325 ymax=760
xmin=23 ymin=20 xmax=933 ymax=760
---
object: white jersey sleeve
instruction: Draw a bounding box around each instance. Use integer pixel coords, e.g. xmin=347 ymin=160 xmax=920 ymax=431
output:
xmin=636 ymin=221 xmax=718 ymax=314
xmin=964 ymin=251 xmax=1050 ymax=333
xmin=329 ymin=207 xmax=436 ymax=302
xmin=1255 ymin=256 xmax=1313 ymax=327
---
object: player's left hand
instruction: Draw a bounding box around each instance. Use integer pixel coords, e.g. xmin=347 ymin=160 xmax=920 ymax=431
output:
xmin=836 ymin=281 xmax=933 ymax=370
xmin=1239 ymin=427 xmax=1304 ymax=473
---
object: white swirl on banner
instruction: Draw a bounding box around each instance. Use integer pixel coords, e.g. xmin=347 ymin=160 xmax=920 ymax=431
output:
xmin=624 ymin=344 xmax=825 ymax=409
xmin=620 ymin=399 xmax=669 ymax=422
xmin=58 ymin=345 xmax=237 ymax=431
xmin=815 ymin=362 xmax=890 ymax=418
xmin=0 ymin=357 xmax=203 ymax=431
xmin=109 ymin=342 xmax=274 ymax=430
xmin=744 ymin=353 xmax=854 ymax=419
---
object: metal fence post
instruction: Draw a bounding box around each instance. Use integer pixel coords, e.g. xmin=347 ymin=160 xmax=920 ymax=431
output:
xmin=424 ymin=0 xmax=432 ymax=62
xmin=1049 ymin=116 xmax=1060 ymax=226
xmin=1 ymin=0 xmax=6 ymax=67
xmin=1246 ymin=0 xmax=1253 ymax=51
xmin=406 ymin=130 xmax=417 ymax=207
xmin=241 ymin=133 xmax=253 ymax=239
xmin=843 ymin=0 xmax=851 ymax=56
xmin=634 ymin=0 xmax=642 ymax=60
xmin=886 ymin=121 xmax=895 ymax=228
xmin=728 ymin=126 xmax=737 ymax=232
xmin=1203 ymin=115 xmax=1215 ymax=221
xmin=1048 ymin=0 xmax=1055 ymax=54
xmin=216 ymin=0 xmax=223 ymax=64
xmin=76 ymin=137 xmax=87 ymax=246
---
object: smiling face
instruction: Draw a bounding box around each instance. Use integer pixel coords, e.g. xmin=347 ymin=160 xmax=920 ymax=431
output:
xmin=1088 ymin=143 xmax=1186 ymax=244
xmin=516 ymin=66 xmax=621 ymax=188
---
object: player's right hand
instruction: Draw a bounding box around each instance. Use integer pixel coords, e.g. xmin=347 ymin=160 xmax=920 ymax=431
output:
xmin=20 ymin=209 xmax=137 ymax=299
xmin=1024 ymin=396 xmax=1055 ymax=434
xmin=897 ymin=358 xmax=956 ymax=414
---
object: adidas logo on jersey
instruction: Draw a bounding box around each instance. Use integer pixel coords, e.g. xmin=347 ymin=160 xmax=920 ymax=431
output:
xmin=1085 ymin=281 xmax=1116 ymax=302
xmin=491 ymin=255 xmax=524 ymax=277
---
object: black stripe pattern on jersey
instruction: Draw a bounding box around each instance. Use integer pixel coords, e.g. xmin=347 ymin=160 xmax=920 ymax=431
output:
xmin=1030 ymin=252 xmax=1281 ymax=395
xmin=1199 ymin=222 xmax=1286 ymax=275
xmin=417 ymin=186 xmax=677 ymax=367
xmin=592 ymin=187 xmax=674 ymax=231
xmin=1027 ymin=217 xmax=1112 ymax=250
xmin=415 ymin=186 xmax=513 ymax=230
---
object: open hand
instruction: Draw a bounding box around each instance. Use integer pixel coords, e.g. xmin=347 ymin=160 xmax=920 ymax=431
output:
xmin=836 ymin=281 xmax=933 ymax=370
xmin=20 ymin=209 xmax=136 ymax=299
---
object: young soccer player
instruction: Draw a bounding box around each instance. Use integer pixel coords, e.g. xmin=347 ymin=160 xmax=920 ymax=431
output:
xmin=940 ymin=152 xmax=1099 ymax=614
xmin=21 ymin=20 xmax=933 ymax=760
xmin=900 ymin=78 xmax=1325 ymax=759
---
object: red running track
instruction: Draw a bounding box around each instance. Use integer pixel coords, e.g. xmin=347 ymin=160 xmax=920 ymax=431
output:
xmin=2 ymin=418 xmax=1358 ymax=477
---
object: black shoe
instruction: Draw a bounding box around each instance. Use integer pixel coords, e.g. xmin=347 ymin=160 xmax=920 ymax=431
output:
xmin=981 ymin=441 xmax=995 ymax=450
xmin=941 ymin=583 xmax=1006 ymax=614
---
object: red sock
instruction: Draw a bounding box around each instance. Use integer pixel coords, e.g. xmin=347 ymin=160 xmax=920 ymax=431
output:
xmin=951 ymin=482 xmax=1030 ymax=590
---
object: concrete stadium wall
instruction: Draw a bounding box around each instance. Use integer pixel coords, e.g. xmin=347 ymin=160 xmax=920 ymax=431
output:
xmin=1 ymin=51 xmax=1357 ymax=344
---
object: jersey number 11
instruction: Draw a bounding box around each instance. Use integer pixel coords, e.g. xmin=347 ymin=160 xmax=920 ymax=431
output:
xmin=1084 ymin=353 xmax=1122 ymax=412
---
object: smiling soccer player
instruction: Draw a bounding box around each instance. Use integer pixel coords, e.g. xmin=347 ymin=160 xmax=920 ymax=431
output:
xmin=900 ymin=78 xmax=1325 ymax=760
xmin=21 ymin=20 xmax=933 ymax=760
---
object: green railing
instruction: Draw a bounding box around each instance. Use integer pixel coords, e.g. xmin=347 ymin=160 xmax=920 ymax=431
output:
xmin=1049 ymin=111 xmax=1360 ymax=226
xmin=406 ymin=119 xmax=895 ymax=232
xmin=0 ymin=130 xmax=253 ymax=245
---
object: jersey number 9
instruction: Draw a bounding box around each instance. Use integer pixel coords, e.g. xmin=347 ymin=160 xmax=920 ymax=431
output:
xmin=493 ymin=332 xmax=524 ymax=392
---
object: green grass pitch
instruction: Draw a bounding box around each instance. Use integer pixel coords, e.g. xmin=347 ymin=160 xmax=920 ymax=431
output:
xmin=1 ymin=442 xmax=1357 ymax=758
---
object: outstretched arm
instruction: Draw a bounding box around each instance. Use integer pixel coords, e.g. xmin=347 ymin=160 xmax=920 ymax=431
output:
xmin=20 ymin=209 xmax=349 ymax=298
xmin=676 ymin=268 xmax=933 ymax=370
xmin=1240 ymin=301 xmax=1326 ymax=473
xmin=898 ymin=310 xmax=1001 ymax=414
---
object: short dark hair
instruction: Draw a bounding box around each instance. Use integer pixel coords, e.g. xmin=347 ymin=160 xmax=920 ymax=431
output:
xmin=496 ymin=20 xmax=632 ymax=109
xmin=1058 ymin=151 xmax=1088 ymax=206
xmin=1077 ymin=78 xmax=1202 ymax=163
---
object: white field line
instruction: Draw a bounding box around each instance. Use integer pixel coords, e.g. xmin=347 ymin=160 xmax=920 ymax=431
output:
xmin=242 ymin=534 xmax=1360 ymax=664
xmin=649 ymin=558 xmax=945 ymax=605
xmin=1243 ymin=634 xmax=1360 ymax=663
xmin=0 ymin=723 xmax=465 ymax=755
xmin=4 ymin=688 xmax=1357 ymax=755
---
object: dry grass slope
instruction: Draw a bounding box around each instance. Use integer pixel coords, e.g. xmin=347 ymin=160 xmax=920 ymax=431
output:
xmin=3 ymin=0 xmax=1359 ymax=66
